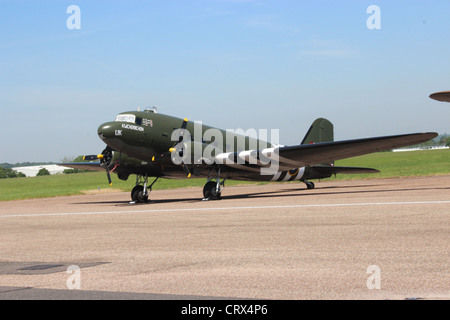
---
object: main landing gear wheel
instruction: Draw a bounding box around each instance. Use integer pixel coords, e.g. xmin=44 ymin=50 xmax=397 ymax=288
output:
xmin=130 ymin=176 xmax=159 ymax=204
xmin=202 ymin=167 xmax=228 ymax=201
xmin=131 ymin=185 xmax=148 ymax=203
xmin=203 ymin=181 xmax=222 ymax=200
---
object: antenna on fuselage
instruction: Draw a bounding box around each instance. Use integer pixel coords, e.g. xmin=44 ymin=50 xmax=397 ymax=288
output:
xmin=144 ymin=106 xmax=158 ymax=113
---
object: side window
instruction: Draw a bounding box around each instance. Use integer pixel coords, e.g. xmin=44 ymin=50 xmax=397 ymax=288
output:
xmin=135 ymin=117 xmax=142 ymax=125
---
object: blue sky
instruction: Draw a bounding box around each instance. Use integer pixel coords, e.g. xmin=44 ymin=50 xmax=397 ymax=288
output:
xmin=1 ymin=0 xmax=449 ymax=163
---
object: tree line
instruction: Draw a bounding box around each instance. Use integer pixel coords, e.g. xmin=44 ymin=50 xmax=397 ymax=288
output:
xmin=0 ymin=156 xmax=93 ymax=179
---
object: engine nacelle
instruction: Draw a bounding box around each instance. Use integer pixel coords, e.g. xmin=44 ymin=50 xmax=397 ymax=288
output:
xmin=109 ymin=152 xmax=163 ymax=181
xmin=170 ymin=141 xmax=218 ymax=166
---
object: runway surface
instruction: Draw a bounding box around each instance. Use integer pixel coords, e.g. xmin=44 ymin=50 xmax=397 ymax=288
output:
xmin=0 ymin=176 xmax=449 ymax=300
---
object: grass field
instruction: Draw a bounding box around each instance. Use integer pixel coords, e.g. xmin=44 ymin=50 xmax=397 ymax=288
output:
xmin=1 ymin=149 xmax=448 ymax=201
xmin=0 ymin=171 xmax=259 ymax=201
xmin=334 ymin=149 xmax=449 ymax=180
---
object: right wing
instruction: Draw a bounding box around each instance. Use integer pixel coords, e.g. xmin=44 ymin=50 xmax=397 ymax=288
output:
xmin=214 ymin=132 xmax=437 ymax=171
xmin=276 ymin=132 xmax=437 ymax=167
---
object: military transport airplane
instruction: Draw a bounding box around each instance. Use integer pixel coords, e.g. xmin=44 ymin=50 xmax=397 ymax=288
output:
xmin=62 ymin=108 xmax=437 ymax=203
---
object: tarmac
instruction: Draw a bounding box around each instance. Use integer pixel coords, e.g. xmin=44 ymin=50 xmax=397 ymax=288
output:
xmin=0 ymin=176 xmax=449 ymax=300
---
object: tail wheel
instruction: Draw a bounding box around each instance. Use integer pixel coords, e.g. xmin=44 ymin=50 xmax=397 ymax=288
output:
xmin=305 ymin=181 xmax=315 ymax=189
xmin=131 ymin=185 xmax=148 ymax=203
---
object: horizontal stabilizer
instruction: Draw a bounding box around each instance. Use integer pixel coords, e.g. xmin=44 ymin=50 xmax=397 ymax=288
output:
xmin=311 ymin=166 xmax=380 ymax=175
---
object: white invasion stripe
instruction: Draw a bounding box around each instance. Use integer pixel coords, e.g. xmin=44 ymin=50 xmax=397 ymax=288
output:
xmin=238 ymin=150 xmax=256 ymax=159
xmin=1 ymin=201 xmax=449 ymax=219
xmin=282 ymin=172 xmax=292 ymax=181
xmin=260 ymin=147 xmax=276 ymax=157
xmin=238 ymin=150 xmax=259 ymax=165
xmin=295 ymin=167 xmax=305 ymax=181
xmin=214 ymin=152 xmax=233 ymax=164
xmin=271 ymin=172 xmax=282 ymax=181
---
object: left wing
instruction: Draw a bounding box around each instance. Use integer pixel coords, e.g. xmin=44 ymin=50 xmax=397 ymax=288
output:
xmin=58 ymin=162 xmax=105 ymax=172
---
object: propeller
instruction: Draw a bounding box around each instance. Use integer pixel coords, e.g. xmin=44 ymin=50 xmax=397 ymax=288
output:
xmin=175 ymin=118 xmax=189 ymax=145
xmin=83 ymin=147 xmax=114 ymax=185
xmin=152 ymin=118 xmax=192 ymax=178
xmin=170 ymin=118 xmax=192 ymax=178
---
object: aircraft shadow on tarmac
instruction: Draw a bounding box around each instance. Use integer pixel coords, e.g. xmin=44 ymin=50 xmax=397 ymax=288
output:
xmin=219 ymin=185 xmax=449 ymax=201
xmin=71 ymin=183 xmax=449 ymax=206
xmin=71 ymin=184 xmax=380 ymax=206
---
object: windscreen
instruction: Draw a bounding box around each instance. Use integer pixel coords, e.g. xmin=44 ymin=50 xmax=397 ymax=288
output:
xmin=115 ymin=114 xmax=136 ymax=123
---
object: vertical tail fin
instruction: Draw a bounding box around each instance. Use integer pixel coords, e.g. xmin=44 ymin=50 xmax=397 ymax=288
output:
xmin=301 ymin=118 xmax=334 ymax=144
xmin=301 ymin=118 xmax=334 ymax=166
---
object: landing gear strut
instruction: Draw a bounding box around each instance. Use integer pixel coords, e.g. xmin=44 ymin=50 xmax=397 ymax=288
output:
xmin=130 ymin=175 xmax=159 ymax=203
xmin=202 ymin=167 xmax=228 ymax=201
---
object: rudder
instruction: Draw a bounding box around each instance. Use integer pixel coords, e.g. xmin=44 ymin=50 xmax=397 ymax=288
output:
xmin=301 ymin=118 xmax=334 ymax=166
xmin=301 ymin=118 xmax=334 ymax=145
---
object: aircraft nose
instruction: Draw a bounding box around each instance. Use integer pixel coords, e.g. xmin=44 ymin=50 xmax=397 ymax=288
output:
xmin=98 ymin=122 xmax=116 ymax=141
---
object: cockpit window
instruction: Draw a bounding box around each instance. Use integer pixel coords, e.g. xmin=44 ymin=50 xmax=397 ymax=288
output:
xmin=115 ymin=114 xmax=136 ymax=123
xmin=135 ymin=117 xmax=142 ymax=125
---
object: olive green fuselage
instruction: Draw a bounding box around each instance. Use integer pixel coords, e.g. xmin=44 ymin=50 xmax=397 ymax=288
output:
xmin=97 ymin=110 xmax=326 ymax=182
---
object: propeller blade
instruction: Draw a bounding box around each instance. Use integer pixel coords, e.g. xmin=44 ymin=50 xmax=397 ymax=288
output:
xmin=98 ymin=146 xmax=114 ymax=186
xmin=181 ymin=162 xmax=191 ymax=178
xmin=83 ymin=155 xmax=100 ymax=161
xmin=106 ymin=168 xmax=112 ymax=186
xmin=178 ymin=118 xmax=188 ymax=143
xmin=181 ymin=118 xmax=188 ymax=128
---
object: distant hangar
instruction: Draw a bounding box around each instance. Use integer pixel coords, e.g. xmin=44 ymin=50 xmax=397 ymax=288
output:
xmin=12 ymin=165 xmax=71 ymax=177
